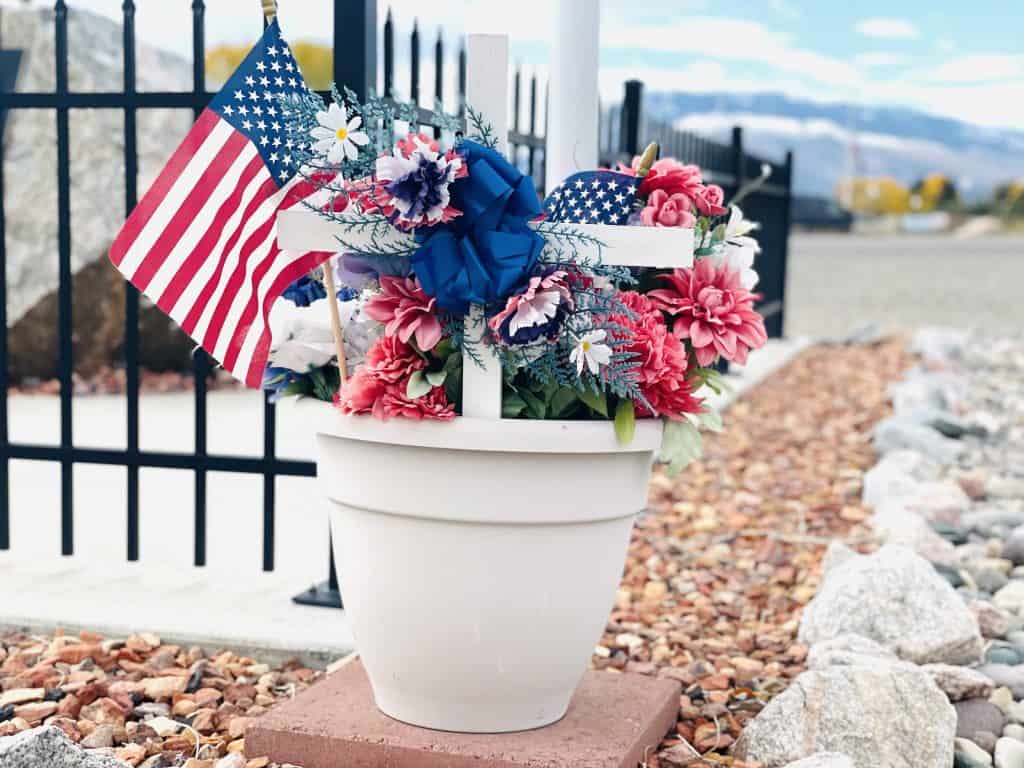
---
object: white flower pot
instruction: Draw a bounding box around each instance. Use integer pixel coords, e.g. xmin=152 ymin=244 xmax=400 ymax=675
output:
xmin=297 ymin=398 xmax=661 ymax=733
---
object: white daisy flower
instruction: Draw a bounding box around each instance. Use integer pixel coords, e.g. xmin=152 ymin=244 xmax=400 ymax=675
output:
xmin=310 ymin=103 xmax=369 ymax=164
xmin=570 ymin=330 xmax=613 ymax=376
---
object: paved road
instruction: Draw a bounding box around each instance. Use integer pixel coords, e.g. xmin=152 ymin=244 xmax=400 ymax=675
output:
xmin=785 ymin=234 xmax=1024 ymax=339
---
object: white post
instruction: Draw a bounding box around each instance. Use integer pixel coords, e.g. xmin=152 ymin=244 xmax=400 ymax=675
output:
xmin=462 ymin=34 xmax=509 ymax=419
xmin=545 ymin=0 xmax=600 ymax=194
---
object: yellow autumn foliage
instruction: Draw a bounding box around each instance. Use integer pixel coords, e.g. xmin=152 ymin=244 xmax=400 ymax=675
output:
xmin=835 ymin=177 xmax=911 ymax=215
xmin=205 ymin=41 xmax=333 ymax=90
xmin=912 ymin=174 xmax=959 ymax=211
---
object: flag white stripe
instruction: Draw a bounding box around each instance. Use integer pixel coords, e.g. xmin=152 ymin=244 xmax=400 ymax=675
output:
xmin=117 ymin=120 xmax=236 ymax=278
xmin=145 ymin=145 xmax=259 ymax=302
xmin=187 ymin=176 xmax=299 ymax=345
xmin=230 ymin=247 xmax=299 ymax=378
xmin=167 ymin=165 xmax=274 ymax=328
xmin=210 ymin=226 xmax=278 ymax=363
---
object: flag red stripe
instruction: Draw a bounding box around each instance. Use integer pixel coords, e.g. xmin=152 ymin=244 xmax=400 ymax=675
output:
xmin=217 ymin=187 xmax=326 ymax=371
xmin=109 ymin=108 xmax=219 ymax=267
xmin=200 ymin=215 xmax=277 ymax=351
xmin=243 ymin=251 xmax=335 ymax=387
xmin=180 ymin=176 xmax=279 ymax=334
xmin=154 ymin=154 xmax=266 ymax=315
xmin=129 ymin=130 xmax=251 ymax=292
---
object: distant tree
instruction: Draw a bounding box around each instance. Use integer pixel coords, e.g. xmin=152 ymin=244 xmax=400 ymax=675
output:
xmin=205 ymin=41 xmax=332 ymax=91
xmin=835 ymin=177 xmax=911 ymax=215
xmin=911 ymin=174 xmax=959 ymax=212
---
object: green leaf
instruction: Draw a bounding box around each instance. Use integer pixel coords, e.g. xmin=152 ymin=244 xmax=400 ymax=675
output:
xmin=659 ymin=419 xmax=704 ymax=476
xmin=710 ymin=223 xmax=727 ymax=243
xmin=695 ymin=367 xmax=731 ymax=396
xmin=520 ymin=389 xmax=547 ymax=419
xmin=578 ymin=386 xmax=608 ymax=417
xmin=432 ymin=337 xmax=453 ymax=359
xmin=406 ymin=370 xmax=433 ymax=399
xmin=425 ymin=369 xmax=447 ymax=387
xmin=502 ymin=392 xmax=528 ymax=418
xmin=696 ymin=407 xmax=723 ymax=433
xmin=549 ymin=387 xmax=579 ymax=419
xmin=614 ymin=400 xmax=636 ymax=444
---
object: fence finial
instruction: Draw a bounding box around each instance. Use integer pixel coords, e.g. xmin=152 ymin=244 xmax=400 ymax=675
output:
xmin=635 ymin=142 xmax=659 ymax=178
xmin=261 ymin=0 xmax=277 ymax=22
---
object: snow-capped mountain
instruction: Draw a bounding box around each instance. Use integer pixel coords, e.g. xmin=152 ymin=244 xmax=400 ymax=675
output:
xmin=644 ymin=92 xmax=1024 ymax=200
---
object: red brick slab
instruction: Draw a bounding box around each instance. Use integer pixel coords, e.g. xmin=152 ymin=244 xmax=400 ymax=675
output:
xmin=247 ymin=658 xmax=681 ymax=768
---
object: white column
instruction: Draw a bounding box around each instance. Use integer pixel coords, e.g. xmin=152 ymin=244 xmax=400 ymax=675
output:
xmin=545 ymin=0 xmax=600 ymax=193
xmin=461 ymin=34 xmax=509 ymax=419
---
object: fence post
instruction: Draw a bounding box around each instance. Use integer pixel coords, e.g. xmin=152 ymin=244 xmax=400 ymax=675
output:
xmin=333 ymin=0 xmax=377 ymax=101
xmin=775 ymin=149 xmax=794 ymax=339
xmin=619 ymin=79 xmax=642 ymax=158
xmin=730 ymin=125 xmax=745 ymax=195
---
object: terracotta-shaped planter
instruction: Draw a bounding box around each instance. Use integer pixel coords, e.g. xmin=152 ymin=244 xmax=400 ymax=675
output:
xmin=301 ymin=399 xmax=661 ymax=732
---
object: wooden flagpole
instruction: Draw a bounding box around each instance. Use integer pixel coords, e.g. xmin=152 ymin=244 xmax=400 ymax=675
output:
xmin=323 ymin=262 xmax=348 ymax=382
xmin=261 ymin=0 xmax=277 ymax=22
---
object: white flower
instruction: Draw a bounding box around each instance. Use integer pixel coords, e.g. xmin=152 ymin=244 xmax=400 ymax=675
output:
xmin=268 ymin=295 xmax=379 ymax=372
xmin=570 ymin=330 xmax=613 ymax=376
xmin=712 ymin=205 xmax=760 ymax=290
xmin=310 ymin=103 xmax=369 ymax=164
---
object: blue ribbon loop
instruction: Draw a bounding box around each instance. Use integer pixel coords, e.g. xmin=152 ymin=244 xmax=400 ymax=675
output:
xmin=412 ymin=140 xmax=545 ymax=314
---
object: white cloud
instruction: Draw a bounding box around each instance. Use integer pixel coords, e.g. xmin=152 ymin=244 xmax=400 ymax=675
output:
xmin=853 ymin=52 xmax=912 ymax=69
xmin=928 ymin=54 xmax=1024 ymax=83
xmin=854 ymin=18 xmax=920 ymax=40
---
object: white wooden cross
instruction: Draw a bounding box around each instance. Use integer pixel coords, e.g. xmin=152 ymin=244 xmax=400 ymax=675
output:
xmin=277 ymin=34 xmax=693 ymax=421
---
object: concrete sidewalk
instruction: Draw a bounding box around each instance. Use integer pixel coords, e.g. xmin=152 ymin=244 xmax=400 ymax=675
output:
xmin=1 ymin=337 xmax=809 ymax=658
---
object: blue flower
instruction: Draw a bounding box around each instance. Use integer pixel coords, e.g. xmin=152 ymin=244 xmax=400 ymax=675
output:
xmin=411 ymin=140 xmax=545 ymax=314
xmin=262 ymin=366 xmax=311 ymax=402
xmin=282 ymin=275 xmax=327 ymax=307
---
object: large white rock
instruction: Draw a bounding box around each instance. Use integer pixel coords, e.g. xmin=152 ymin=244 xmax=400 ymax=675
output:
xmin=783 ymin=754 xmax=855 ymax=768
xmin=798 ymin=544 xmax=983 ymax=665
xmin=873 ymin=417 xmax=965 ymax=465
xmin=1 ymin=7 xmax=191 ymax=326
xmin=805 ymin=633 xmax=906 ymax=671
xmin=862 ymin=450 xmax=940 ymax=507
xmin=0 ymin=726 xmax=128 ymax=767
xmin=732 ymin=665 xmax=956 ymax=768
xmin=870 ymin=500 xmax=955 ymax=564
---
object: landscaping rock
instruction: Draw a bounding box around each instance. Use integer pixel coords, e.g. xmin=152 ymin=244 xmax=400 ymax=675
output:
xmin=1005 ymin=724 xmax=1024 ymax=741
xmin=798 ymin=544 xmax=984 ymax=665
xmin=783 ymin=754 xmax=855 ymax=768
xmin=971 ymin=601 xmax=1012 ymax=639
xmin=978 ymin=666 xmax=1024 ymax=699
xmin=805 ymin=634 xmax=901 ymax=670
xmin=873 ymin=417 xmax=965 ymax=465
xmin=0 ymin=725 xmax=128 ymax=767
xmin=995 ymin=583 xmax=1024 ymax=615
xmin=861 ymin=450 xmax=940 ymax=507
xmin=1002 ymin=528 xmax=1024 ymax=566
xmin=956 ymin=737 xmax=995 ymax=768
xmin=732 ymin=665 xmax=955 ymax=768
xmin=870 ymin=502 xmax=955 ymax=564
xmin=957 ymin=699 xmax=1010 ymax=739
xmin=923 ymin=663 xmax=996 ymax=701
xmin=964 ymin=506 xmax=1024 ymax=538
xmin=995 ymin=737 xmax=1024 ymax=768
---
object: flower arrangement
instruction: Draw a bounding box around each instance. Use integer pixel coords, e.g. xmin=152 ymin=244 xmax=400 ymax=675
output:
xmin=266 ymin=86 xmax=768 ymax=472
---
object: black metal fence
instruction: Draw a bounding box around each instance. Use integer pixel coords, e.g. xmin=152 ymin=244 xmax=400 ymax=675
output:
xmin=601 ymin=80 xmax=792 ymax=338
xmin=0 ymin=2 xmax=789 ymax=605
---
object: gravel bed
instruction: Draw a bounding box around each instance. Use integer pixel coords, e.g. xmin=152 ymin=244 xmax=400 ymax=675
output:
xmin=599 ymin=338 xmax=913 ymax=766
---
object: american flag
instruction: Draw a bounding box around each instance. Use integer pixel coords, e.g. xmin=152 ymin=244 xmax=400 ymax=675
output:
xmin=541 ymin=170 xmax=640 ymax=225
xmin=109 ymin=20 xmax=331 ymax=388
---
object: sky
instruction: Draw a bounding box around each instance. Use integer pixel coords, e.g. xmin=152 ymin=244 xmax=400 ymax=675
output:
xmin=7 ymin=0 xmax=1024 ymax=130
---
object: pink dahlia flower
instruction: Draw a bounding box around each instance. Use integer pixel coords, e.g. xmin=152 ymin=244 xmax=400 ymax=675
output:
xmin=377 ymin=384 xmax=455 ymax=421
xmin=361 ymin=334 xmax=426 ymax=384
xmin=334 ymin=367 xmax=385 ymax=416
xmin=611 ymin=292 xmax=702 ymax=420
xmin=363 ymin=276 xmax=443 ymax=351
xmin=647 ymin=259 xmax=768 ymax=367
xmin=640 ymin=188 xmax=697 ymax=228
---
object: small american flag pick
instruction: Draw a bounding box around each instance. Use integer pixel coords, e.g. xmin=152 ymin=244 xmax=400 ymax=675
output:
xmin=109 ymin=20 xmax=330 ymax=388
xmin=541 ymin=170 xmax=640 ymax=225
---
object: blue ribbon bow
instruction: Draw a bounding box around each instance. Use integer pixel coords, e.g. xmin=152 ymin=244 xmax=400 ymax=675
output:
xmin=411 ymin=140 xmax=545 ymax=314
